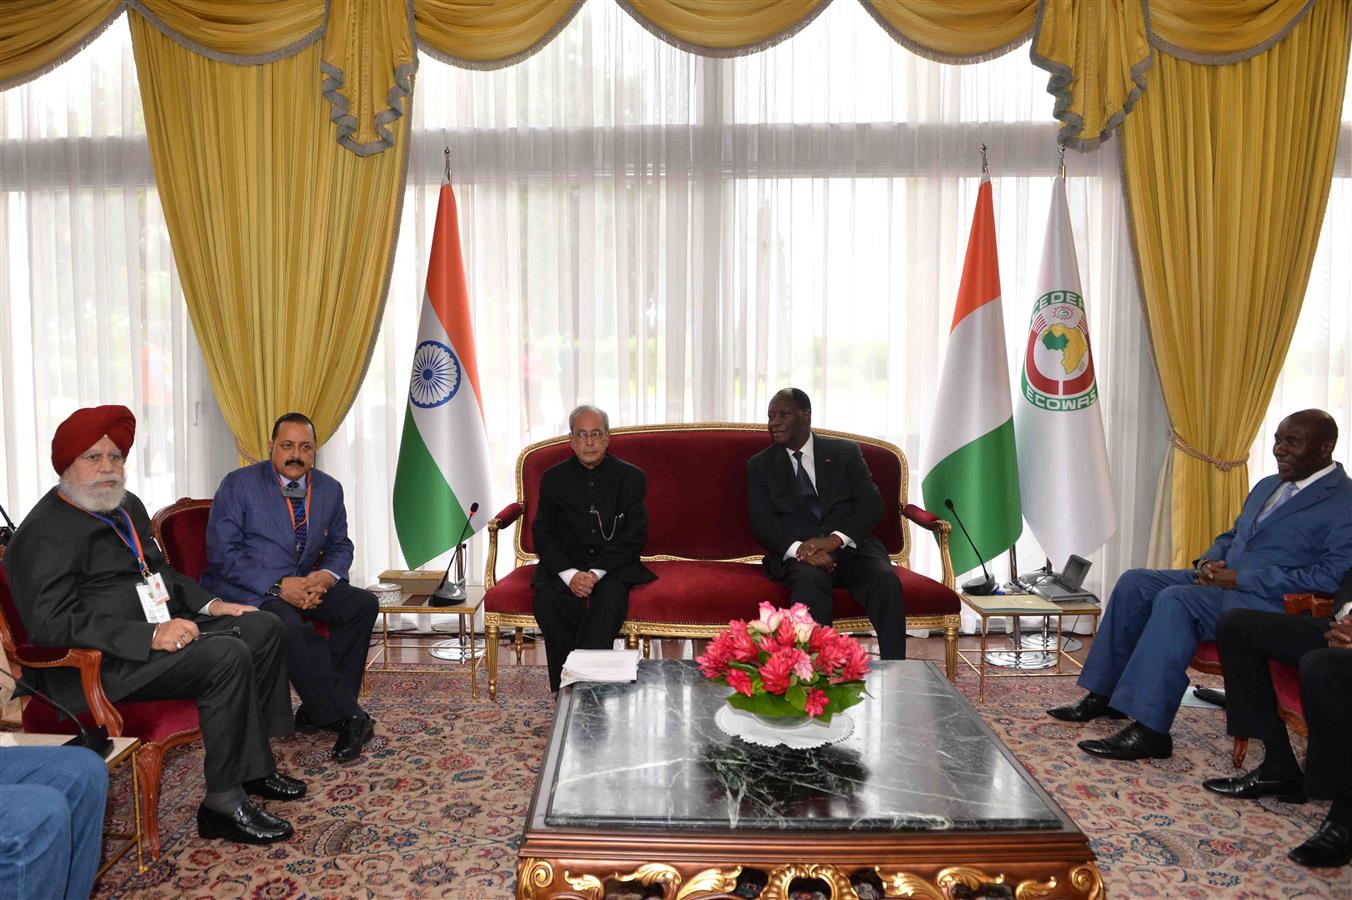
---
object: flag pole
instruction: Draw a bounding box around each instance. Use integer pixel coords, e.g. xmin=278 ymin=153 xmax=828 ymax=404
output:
xmin=444 ymin=145 xmax=451 ymax=181
xmin=980 ymin=142 xmax=989 ymax=176
xmin=1057 ymin=143 xmax=1066 ymax=179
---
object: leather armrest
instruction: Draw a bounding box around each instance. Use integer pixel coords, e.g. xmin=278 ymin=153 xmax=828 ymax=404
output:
xmin=902 ymin=503 xmax=944 ymax=531
xmin=11 ymin=646 xmax=123 ymax=735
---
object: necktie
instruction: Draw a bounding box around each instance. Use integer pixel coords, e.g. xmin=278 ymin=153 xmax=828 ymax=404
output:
xmin=1256 ymin=482 xmax=1295 ymax=525
xmin=793 ymin=450 xmax=823 ymax=520
xmin=286 ymin=481 xmax=308 ymax=554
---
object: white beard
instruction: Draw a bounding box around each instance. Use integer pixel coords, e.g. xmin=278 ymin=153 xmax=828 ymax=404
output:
xmin=60 ymin=473 xmax=127 ymax=513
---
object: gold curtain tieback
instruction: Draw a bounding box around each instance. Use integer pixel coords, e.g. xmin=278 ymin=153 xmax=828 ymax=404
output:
xmin=235 ymin=439 xmax=261 ymax=465
xmin=1167 ymin=428 xmax=1248 ymax=471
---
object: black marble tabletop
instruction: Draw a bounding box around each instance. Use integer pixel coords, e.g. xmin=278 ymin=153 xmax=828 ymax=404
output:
xmin=543 ymin=659 xmax=1065 ymax=832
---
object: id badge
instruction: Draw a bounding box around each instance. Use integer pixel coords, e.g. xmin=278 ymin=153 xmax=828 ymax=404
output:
xmin=136 ymin=572 xmax=172 ymax=624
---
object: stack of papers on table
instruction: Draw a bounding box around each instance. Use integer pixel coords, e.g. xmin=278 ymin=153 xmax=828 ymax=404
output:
xmin=559 ymin=649 xmax=641 ymax=687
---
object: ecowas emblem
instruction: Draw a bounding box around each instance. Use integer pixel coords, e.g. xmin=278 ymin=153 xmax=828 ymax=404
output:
xmin=408 ymin=339 xmax=462 ymax=409
xmin=1021 ymin=290 xmax=1099 ymax=411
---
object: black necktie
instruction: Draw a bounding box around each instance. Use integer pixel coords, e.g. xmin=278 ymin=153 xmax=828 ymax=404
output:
xmin=286 ymin=481 xmax=308 ymax=554
xmin=793 ymin=450 xmax=822 ymax=520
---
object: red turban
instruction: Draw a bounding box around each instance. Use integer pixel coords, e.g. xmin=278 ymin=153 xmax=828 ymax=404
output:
xmin=51 ymin=405 xmax=136 ymax=474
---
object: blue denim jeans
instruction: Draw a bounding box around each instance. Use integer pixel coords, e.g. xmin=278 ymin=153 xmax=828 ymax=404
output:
xmin=0 ymin=746 xmax=108 ymax=899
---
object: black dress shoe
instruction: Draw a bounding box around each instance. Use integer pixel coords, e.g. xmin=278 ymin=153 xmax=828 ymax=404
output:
xmin=196 ymin=799 xmax=293 ymax=845
xmin=244 ymin=772 xmax=308 ymax=802
xmin=332 ymin=712 xmax=374 ymax=762
xmin=1288 ymin=817 xmax=1352 ymax=868
xmin=295 ymin=708 xmax=339 ymax=733
xmin=1047 ymin=693 xmax=1128 ymax=723
xmin=1078 ymin=721 xmax=1173 ymax=760
xmin=1202 ymin=766 xmax=1305 ymax=803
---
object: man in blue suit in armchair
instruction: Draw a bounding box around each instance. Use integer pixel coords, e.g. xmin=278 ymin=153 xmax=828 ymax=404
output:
xmin=202 ymin=412 xmax=378 ymax=762
xmin=1048 ymin=409 xmax=1352 ymax=761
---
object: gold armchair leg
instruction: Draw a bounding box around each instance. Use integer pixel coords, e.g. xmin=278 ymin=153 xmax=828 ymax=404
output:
xmin=513 ymin=627 xmax=525 ymax=663
xmin=642 ymin=638 xmax=651 ymax=659
xmin=944 ymin=623 xmax=959 ymax=681
xmin=486 ymin=621 xmax=500 ymax=701
xmin=624 ymin=632 xmax=639 ymax=651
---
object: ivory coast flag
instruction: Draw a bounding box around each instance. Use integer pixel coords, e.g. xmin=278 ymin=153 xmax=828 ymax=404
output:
xmin=1014 ymin=174 xmax=1115 ymax=564
xmin=392 ymin=179 xmax=493 ymax=568
xmin=921 ymin=175 xmax=1022 ymax=575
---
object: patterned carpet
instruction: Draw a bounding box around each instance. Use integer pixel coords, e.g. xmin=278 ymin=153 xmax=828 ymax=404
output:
xmin=91 ymin=663 xmax=1349 ymax=899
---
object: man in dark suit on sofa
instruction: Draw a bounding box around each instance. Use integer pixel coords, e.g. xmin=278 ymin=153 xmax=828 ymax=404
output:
xmin=532 ymin=405 xmax=655 ymax=692
xmin=746 ymin=388 xmax=907 ymax=659
xmin=1049 ymin=409 xmax=1352 ymax=762
xmin=1201 ymin=568 xmax=1352 ymax=869
xmin=201 ymin=412 xmax=378 ymax=762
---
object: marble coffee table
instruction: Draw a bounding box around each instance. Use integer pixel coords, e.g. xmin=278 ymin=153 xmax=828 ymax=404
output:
xmin=516 ymin=659 xmax=1101 ymax=900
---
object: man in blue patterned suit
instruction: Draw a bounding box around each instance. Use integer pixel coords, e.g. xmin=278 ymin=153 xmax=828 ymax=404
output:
xmin=202 ymin=412 xmax=378 ymax=762
xmin=1048 ymin=409 xmax=1352 ymax=761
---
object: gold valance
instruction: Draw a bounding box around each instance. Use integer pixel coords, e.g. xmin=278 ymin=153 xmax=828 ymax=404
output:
xmin=859 ymin=0 xmax=1036 ymax=64
xmin=2 ymin=0 xmax=1341 ymax=153
xmin=616 ymin=0 xmax=830 ymax=56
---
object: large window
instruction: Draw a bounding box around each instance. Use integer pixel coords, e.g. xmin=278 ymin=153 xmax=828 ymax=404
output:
xmin=2 ymin=2 xmax=1348 ymax=603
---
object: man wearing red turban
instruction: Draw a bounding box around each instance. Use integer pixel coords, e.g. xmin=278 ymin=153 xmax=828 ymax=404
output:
xmin=4 ymin=405 xmax=307 ymax=846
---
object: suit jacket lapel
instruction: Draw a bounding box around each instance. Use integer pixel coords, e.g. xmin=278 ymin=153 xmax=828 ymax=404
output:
xmin=1255 ymin=470 xmax=1335 ymax=533
xmin=263 ymin=463 xmax=300 ymax=556
xmin=813 ymin=436 xmax=837 ymax=512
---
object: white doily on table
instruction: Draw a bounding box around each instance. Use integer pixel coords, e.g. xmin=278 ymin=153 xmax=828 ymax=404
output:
xmin=714 ymin=704 xmax=854 ymax=750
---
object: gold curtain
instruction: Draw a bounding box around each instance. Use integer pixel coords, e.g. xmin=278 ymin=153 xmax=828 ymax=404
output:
xmin=128 ymin=12 xmax=410 ymax=457
xmin=1031 ymin=0 xmax=1152 ymax=148
xmin=617 ymin=0 xmax=829 ymax=55
xmin=0 ymin=0 xmax=123 ymax=90
xmin=859 ymin=0 xmax=1035 ymax=63
xmin=1121 ymin=0 xmax=1351 ymax=564
xmin=414 ymin=0 xmax=586 ymax=68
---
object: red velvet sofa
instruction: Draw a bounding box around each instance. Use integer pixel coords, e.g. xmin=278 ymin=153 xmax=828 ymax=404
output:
xmin=482 ymin=424 xmax=962 ymax=699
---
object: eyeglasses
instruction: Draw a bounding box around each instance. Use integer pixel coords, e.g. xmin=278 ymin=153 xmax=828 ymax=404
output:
xmin=571 ymin=430 xmax=607 ymax=442
xmin=78 ymin=451 xmax=125 ymax=465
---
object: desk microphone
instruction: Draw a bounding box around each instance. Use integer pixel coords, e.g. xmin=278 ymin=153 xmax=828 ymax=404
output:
xmin=0 ymin=501 xmax=16 ymax=548
xmin=944 ymin=498 xmax=997 ymax=595
xmin=0 ymin=667 xmax=114 ymax=758
xmin=432 ymin=502 xmax=479 ymax=607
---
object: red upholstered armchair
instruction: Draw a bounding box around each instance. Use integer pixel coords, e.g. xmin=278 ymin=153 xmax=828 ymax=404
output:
xmin=0 ymin=565 xmax=201 ymax=859
xmin=1189 ymin=592 xmax=1325 ymax=768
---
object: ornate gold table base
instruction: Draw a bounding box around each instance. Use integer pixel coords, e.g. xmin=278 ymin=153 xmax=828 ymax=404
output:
xmin=517 ymin=857 xmax=1104 ymax=900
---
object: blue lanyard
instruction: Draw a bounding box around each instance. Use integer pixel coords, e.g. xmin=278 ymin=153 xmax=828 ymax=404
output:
xmin=61 ymin=497 xmax=149 ymax=578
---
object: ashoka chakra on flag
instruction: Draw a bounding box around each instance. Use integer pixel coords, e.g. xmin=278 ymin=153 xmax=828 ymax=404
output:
xmin=409 ymin=339 xmax=461 ymax=408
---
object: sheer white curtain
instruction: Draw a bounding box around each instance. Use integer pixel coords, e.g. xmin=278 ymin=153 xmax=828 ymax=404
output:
xmin=324 ymin=0 xmax=1167 ymax=618
xmin=0 ymin=24 xmax=234 ymax=527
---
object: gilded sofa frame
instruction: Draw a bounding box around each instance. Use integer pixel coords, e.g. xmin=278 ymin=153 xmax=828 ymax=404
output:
xmin=483 ymin=423 xmax=961 ymax=700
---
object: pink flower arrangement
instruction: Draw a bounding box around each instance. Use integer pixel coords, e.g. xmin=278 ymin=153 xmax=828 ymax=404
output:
xmin=696 ymin=602 xmax=871 ymax=723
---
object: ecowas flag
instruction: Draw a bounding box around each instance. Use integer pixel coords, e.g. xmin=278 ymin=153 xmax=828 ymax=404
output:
xmin=1014 ymin=174 xmax=1115 ymax=565
xmin=921 ymin=175 xmax=1022 ymax=575
xmin=393 ymin=179 xmax=493 ymax=568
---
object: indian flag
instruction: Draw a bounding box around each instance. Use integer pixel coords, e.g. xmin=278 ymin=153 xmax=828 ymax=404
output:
xmin=1014 ymin=173 xmax=1115 ymax=564
xmin=921 ymin=174 xmax=1022 ymax=575
xmin=393 ymin=179 xmax=493 ymax=568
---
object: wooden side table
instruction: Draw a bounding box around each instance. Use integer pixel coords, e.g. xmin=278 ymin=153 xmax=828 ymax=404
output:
xmin=958 ymin=592 xmax=1103 ymax=702
xmin=0 ymin=732 xmax=145 ymax=875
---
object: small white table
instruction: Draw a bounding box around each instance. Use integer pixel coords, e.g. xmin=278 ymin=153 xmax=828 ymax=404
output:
xmin=0 ymin=731 xmax=144 ymax=875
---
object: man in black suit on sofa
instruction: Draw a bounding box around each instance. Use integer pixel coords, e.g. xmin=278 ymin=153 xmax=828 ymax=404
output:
xmin=746 ymin=388 xmax=906 ymax=659
xmin=1202 ymin=568 xmax=1352 ymax=869
xmin=532 ymin=405 xmax=656 ymax=692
